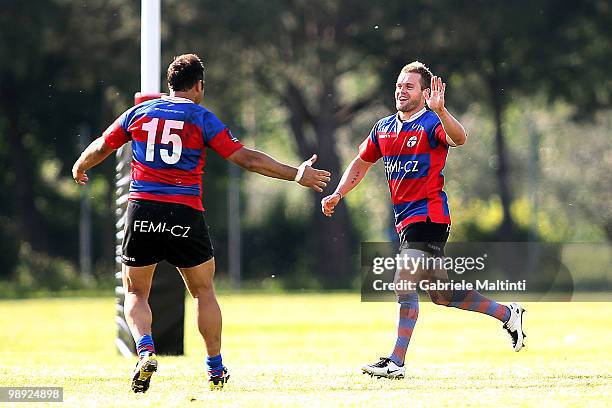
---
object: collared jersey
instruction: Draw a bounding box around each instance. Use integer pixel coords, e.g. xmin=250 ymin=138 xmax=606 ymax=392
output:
xmin=103 ymin=96 xmax=243 ymax=211
xmin=359 ymin=108 xmax=451 ymax=232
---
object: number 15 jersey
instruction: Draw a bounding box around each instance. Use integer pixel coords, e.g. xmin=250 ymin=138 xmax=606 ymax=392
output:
xmin=358 ymin=108 xmax=451 ymax=233
xmin=103 ymin=95 xmax=243 ymax=211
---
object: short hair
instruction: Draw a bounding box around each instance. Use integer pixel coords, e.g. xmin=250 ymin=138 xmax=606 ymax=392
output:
xmin=401 ymin=61 xmax=433 ymax=90
xmin=167 ymin=54 xmax=205 ymax=92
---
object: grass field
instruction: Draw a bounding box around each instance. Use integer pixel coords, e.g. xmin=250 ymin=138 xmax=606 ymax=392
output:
xmin=0 ymin=294 xmax=611 ymax=407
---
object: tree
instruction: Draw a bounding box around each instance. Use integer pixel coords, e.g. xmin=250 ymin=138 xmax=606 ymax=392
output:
xmin=0 ymin=0 xmax=141 ymax=274
xmin=0 ymin=0 xmax=65 ymax=252
xmin=368 ymin=0 xmax=611 ymax=239
xmin=165 ymin=0 xmax=394 ymax=286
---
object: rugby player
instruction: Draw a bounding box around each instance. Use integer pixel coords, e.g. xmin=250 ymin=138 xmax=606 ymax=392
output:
xmin=73 ymin=54 xmax=331 ymax=391
xmin=321 ymin=62 xmax=525 ymax=379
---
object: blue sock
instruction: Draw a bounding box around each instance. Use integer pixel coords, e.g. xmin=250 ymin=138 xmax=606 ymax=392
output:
xmin=206 ymin=354 xmax=223 ymax=376
xmin=136 ymin=334 xmax=155 ymax=357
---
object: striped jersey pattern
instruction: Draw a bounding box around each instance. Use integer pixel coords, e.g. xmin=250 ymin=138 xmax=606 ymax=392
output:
xmin=359 ymin=108 xmax=451 ymax=232
xmin=103 ymin=96 xmax=243 ymax=211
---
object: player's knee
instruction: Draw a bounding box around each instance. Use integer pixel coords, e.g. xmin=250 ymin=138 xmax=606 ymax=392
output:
xmin=396 ymin=291 xmax=419 ymax=305
xmin=124 ymin=281 xmax=149 ymax=298
xmin=433 ymin=298 xmax=451 ymax=306
xmin=190 ymin=283 xmax=215 ymax=299
xmin=428 ymin=291 xmax=451 ymax=306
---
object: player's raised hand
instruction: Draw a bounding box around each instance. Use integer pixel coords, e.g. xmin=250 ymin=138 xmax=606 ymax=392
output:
xmin=296 ymin=154 xmax=331 ymax=193
xmin=424 ymin=75 xmax=446 ymax=115
xmin=321 ymin=192 xmax=342 ymax=217
xmin=72 ymin=167 xmax=89 ymax=185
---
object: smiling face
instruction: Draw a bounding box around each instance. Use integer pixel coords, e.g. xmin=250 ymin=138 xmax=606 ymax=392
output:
xmin=395 ymin=71 xmax=426 ymax=116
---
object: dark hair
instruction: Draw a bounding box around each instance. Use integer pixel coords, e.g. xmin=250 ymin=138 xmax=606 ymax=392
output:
xmin=167 ymin=54 xmax=205 ymax=92
xmin=401 ymin=61 xmax=433 ymax=90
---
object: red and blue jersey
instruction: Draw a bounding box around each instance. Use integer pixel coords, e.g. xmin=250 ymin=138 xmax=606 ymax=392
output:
xmin=359 ymin=108 xmax=451 ymax=233
xmin=103 ymin=96 xmax=243 ymax=211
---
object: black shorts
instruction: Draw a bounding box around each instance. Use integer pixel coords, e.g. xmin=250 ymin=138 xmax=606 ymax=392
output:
xmin=121 ymin=199 xmax=214 ymax=268
xmin=398 ymin=220 xmax=450 ymax=257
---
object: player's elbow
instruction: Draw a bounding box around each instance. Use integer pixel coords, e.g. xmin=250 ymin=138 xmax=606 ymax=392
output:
xmin=233 ymin=149 xmax=261 ymax=172
xmin=450 ymin=132 xmax=467 ymax=147
xmin=94 ymin=137 xmax=114 ymax=156
xmin=243 ymin=152 xmax=265 ymax=172
xmin=242 ymin=157 xmax=261 ymax=172
xmin=455 ymin=133 xmax=467 ymax=146
xmin=228 ymin=147 xmax=257 ymax=171
xmin=355 ymin=156 xmax=375 ymax=171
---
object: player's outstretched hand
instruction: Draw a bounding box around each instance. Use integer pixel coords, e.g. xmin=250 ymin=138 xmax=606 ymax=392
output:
xmin=423 ymin=75 xmax=446 ymax=115
xmin=296 ymin=154 xmax=331 ymax=193
xmin=72 ymin=166 xmax=89 ymax=185
xmin=321 ymin=192 xmax=341 ymax=217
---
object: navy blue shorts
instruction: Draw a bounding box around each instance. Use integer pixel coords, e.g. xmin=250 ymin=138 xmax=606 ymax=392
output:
xmin=122 ymin=199 xmax=214 ymax=268
xmin=398 ymin=220 xmax=450 ymax=257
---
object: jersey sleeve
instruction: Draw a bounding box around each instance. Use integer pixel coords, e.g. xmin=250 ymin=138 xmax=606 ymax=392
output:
xmin=433 ymin=123 xmax=449 ymax=147
xmin=102 ymin=112 xmax=131 ymax=149
xmin=202 ymin=112 xmax=244 ymax=158
xmin=102 ymin=104 xmax=144 ymax=149
xmin=358 ymin=124 xmax=382 ymax=163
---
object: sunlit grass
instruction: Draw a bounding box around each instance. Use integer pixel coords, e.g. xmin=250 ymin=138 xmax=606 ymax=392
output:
xmin=0 ymin=294 xmax=610 ymax=407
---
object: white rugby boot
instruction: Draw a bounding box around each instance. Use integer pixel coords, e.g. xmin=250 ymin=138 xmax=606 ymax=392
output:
xmin=503 ymin=302 xmax=526 ymax=352
xmin=361 ymin=357 xmax=405 ymax=379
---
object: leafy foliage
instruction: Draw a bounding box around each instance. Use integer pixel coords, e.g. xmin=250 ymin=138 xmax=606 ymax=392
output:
xmin=0 ymin=0 xmax=610 ymax=289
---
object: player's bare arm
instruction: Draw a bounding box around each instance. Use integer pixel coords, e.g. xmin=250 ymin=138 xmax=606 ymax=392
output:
xmin=321 ymin=156 xmax=374 ymax=217
xmin=227 ymin=147 xmax=331 ymax=193
xmin=424 ymin=75 xmax=467 ymax=147
xmin=72 ymin=136 xmax=115 ymax=185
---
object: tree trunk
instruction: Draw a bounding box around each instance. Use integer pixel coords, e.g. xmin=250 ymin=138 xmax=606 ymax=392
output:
xmin=311 ymin=119 xmax=355 ymax=288
xmin=99 ymin=87 xmax=116 ymax=275
xmin=286 ymin=79 xmax=356 ymax=288
xmin=0 ymin=80 xmax=48 ymax=251
xmin=488 ymin=50 xmax=516 ymax=240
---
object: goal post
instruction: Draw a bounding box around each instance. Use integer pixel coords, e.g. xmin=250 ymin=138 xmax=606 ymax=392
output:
xmin=114 ymin=0 xmax=186 ymax=357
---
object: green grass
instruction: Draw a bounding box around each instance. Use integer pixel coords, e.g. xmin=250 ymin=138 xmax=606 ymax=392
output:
xmin=0 ymin=294 xmax=611 ymax=407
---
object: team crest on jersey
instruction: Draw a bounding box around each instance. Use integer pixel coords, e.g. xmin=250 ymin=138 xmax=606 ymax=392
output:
xmin=407 ymin=135 xmax=418 ymax=147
